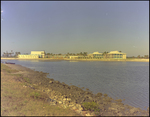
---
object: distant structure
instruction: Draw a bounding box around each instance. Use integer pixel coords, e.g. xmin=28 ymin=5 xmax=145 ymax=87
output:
xmin=31 ymin=51 xmax=45 ymax=58
xmin=92 ymin=51 xmax=126 ymax=59
xmin=68 ymin=50 xmax=126 ymax=59
xmin=93 ymin=52 xmax=103 ymax=59
xmin=108 ymin=51 xmax=126 ymax=59
xmin=18 ymin=51 xmax=45 ymax=58
xmin=70 ymin=56 xmax=78 ymax=59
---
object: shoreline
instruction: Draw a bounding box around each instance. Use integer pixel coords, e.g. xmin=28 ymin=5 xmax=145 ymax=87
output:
xmin=1 ymin=57 xmax=149 ymax=62
xmin=1 ymin=63 xmax=149 ymax=116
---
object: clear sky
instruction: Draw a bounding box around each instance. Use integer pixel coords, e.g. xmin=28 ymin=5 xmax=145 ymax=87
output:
xmin=1 ymin=1 xmax=149 ymax=56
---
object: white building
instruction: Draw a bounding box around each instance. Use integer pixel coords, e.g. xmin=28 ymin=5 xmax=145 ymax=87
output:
xmin=108 ymin=51 xmax=126 ymax=59
xmin=18 ymin=51 xmax=45 ymax=58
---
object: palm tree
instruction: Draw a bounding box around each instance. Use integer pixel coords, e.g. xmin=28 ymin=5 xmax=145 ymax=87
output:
xmin=102 ymin=51 xmax=106 ymax=59
xmin=137 ymin=55 xmax=140 ymax=58
xmin=83 ymin=52 xmax=87 ymax=56
xmin=80 ymin=52 xmax=83 ymax=56
xmin=3 ymin=52 xmax=6 ymax=57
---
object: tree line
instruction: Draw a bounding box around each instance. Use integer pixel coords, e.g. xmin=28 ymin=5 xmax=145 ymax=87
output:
xmin=2 ymin=50 xmax=21 ymax=57
xmin=45 ymin=52 xmax=88 ymax=56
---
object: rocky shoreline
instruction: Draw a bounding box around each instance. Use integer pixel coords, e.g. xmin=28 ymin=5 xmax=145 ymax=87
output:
xmin=4 ymin=63 xmax=149 ymax=116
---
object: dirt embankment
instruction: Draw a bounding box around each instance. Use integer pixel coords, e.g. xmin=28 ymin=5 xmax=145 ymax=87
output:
xmin=1 ymin=63 xmax=149 ymax=116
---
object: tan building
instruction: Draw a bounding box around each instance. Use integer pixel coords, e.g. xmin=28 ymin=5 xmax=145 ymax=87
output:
xmin=87 ymin=53 xmax=94 ymax=58
xmin=18 ymin=51 xmax=45 ymax=59
xmin=70 ymin=56 xmax=78 ymax=59
xmin=108 ymin=51 xmax=126 ymax=59
xmin=93 ymin=52 xmax=103 ymax=58
xmin=18 ymin=54 xmax=39 ymax=58
xmin=31 ymin=51 xmax=45 ymax=58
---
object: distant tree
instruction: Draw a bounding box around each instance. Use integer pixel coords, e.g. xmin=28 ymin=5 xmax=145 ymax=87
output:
xmin=9 ymin=52 xmax=12 ymax=57
xmin=137 ymin=55 xmax=140 ymax=58
xmin=3 ymin=52 xmax=6 ymax=57
xmin=76 ymin=53 xmax=80 ymax=55
xmin=144 ymin=55 xmax=149 ymax=59
xmin=83 ymin=52 xmax=87 ymax=56
xmin=102 ymin=51 xmax=108 ymax=58
xmin=6 ymin=51 xmax=9 ymax=57
xmin=119 ymin=51 xmax=122 ymax=53
xmin=11 ymin=50 xmax=14 ymax=56
xmin=80 ymin=52 xmax=83 ymax=56
xmin=15 ymin=52 xmax=21 ymax=57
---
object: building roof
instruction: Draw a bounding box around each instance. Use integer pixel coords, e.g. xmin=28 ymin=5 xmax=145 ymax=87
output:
xmin=93 ymin=52 xmax=102 ymax=54
xmin=31 ymin=50 xmax=45 ymax=52
xmin=108 ymin=51 xmax=126 ymax=54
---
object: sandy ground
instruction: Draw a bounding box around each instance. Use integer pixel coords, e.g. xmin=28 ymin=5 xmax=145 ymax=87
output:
xmin=1 ymin=57 xmax=149 ymax=62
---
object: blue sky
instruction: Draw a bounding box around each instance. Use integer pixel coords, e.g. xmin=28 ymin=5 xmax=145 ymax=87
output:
xmin=1 ymin=1 xmax=149 ymax=56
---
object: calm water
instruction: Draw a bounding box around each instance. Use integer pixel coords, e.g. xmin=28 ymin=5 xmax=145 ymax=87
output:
xmin=2 ymin=59 xmax=149 ymax=110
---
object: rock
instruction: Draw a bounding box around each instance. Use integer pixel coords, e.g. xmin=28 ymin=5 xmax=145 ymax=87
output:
xmin=67 ymin=98 xmax=71 ymax=101
xmin=96 ymin=93 xmax=103 ymax=97
xmin=85 ymin=113 xmax=91 ymax=116
xmin=104 ymin=94 xmax=108 ymax=97
xmin=63 ymin=98 xmax=67 ymax=101
xmin=55 ymin=80 xmax=60 ymax=84
xmin=75 ymin=109 xmax=82 ymax=115
xmin=147 ymin=107 xmax=149 ymax=111
xmin=49 ymin=81 xmax=53 ymax=84
xmin=78 ymin=107 xmax=83 ymax=111
xmin=72 ymin=106 xmax=77 ymax=110
xmin=69 ymin=104 xmax=74 ymax=108
xmin=116 ymin=99 xmax=122 ymax=103
xmin=130 ymin=107 xmax=139 ymax=115
xmin=58 ymin=101 xmax=63 ymax=104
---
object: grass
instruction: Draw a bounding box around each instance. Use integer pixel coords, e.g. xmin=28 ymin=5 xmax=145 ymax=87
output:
xmin=29 ymin=92 xmax=40 ymax=99
xmin=1 ymin=64 xmax=18 ymax=73
xmin=82 ymin=101 xmax=100 ymax=112
xmin=23 ymin=77 xmax=31 ymax=83
xmin=1 ymin=63 xmax=81 ymax=116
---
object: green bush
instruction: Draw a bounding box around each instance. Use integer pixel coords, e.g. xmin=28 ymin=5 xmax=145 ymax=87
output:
xmin=82 ymin=101 xmax=100 ymax=112
xmin=30 ymin=92 xmax=40 ymax=99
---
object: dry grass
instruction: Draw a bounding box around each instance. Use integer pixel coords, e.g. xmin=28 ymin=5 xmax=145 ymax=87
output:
xmin=1 ymin=63 xmax=80 ymax=116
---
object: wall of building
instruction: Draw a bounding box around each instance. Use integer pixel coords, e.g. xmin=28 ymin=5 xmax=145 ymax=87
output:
xmin=70 ymin=56 xmax=78 ymax=59
xmin=18 ymin=55 xmax=39 ymax=58
xmin=123 ymin=54 xmax=126 ymax=59
xmin=31 ymin=51 xmax=45 ymax=58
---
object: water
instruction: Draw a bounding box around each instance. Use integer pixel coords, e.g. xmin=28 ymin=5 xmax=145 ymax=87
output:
xmin=2 ymin=59 xmax=149 ymax=110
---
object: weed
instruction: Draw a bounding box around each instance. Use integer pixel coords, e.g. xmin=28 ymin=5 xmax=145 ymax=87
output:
xmin=1 ymin=64 xmax=18 ymax=73
xmin=12 ymin=74 xmax=22 ymax=77
xmin=30 ymin=92 xmax=40 ymax=99
xmin=24 ymin=100 xmax=28 ymax=103
xmin=82 ymin=101 xmax=100 ymax=112
xmin=23 ymin=77 xmax=31 ymax=83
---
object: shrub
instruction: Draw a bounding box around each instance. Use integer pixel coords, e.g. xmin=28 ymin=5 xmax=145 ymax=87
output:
xmin=30 ymin=92 xmax=40 ymax=99
xmin=82 ymin=101 xmax=100 ymax=112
